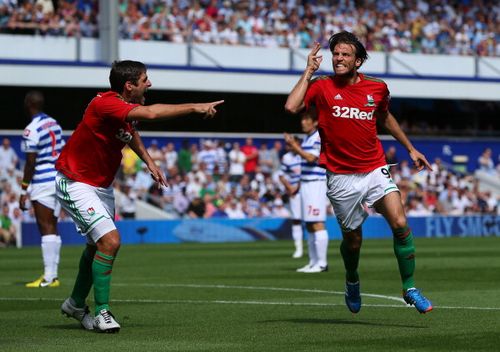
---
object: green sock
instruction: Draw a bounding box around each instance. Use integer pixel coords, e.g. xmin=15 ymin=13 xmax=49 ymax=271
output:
xmin=393 ymin=226 xmax=416 ymax=291
xmin=340 ymin=240 xmax=360 ymax=283
xmin=92 ymin=251 xmax=115 ymax=315
xmin=70 ymin=247 xmax=94 ymax=308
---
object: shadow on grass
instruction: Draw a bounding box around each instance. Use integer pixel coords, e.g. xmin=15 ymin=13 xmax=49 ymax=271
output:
xmin=261 ymin=318 xmax=428 ymax=329
xmin=44 ymin=324 xmax=89 ymax=331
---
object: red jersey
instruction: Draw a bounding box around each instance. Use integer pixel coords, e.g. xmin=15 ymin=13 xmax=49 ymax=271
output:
xmin=56 ymin=91 xmax=139 ymax=187
xmin=304 ymin=73 xmax=390 ymax=174
xmin=241 ymin=145 xmax=258 ymax=173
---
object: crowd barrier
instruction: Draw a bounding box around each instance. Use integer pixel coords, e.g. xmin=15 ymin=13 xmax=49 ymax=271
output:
xmin=20 ymin=215 xmax=499 ymax=246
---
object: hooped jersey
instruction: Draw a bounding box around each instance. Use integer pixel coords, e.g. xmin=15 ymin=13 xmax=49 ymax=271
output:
xmin=21 ymin=113 xmax=64 ymax=185
xmin=56 ymin=91 xmax=140 ymax=187
xmin=280 ymin=151 xmax=301 ymax=186
xmin=300 ymin=130 xmax=326 ymax=182
xmin=304 ymin=73 xmax=389 ymax=174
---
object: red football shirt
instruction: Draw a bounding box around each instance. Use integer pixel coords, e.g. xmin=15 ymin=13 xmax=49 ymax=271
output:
xmin=304 ymin=73 xmax=390 ymax=174
xmin=56 ymin=91 xmax=140 ymax=187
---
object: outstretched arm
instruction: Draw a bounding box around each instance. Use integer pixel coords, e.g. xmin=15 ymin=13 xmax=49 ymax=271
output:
xmin=377 ymin=111 xmax=432 ymax=171
xmin=284 ymin=43 xmax=322 ymax=114
xmin=126 ymin=100 xmax=224 ymax=122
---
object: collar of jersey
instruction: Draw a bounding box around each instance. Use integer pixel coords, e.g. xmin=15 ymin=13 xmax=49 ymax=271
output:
xmin=32 ymin=112 xmax=49 ymax=120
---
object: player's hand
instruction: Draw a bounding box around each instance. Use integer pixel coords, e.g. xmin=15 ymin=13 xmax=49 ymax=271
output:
xmin=306 ymin=42 xmax=323 ymax=74
xmin=284 ymin=133 xmax=299 ymax=151
xmin=148 ymin=163 xmax=168 ymax=189
xmin=19 ymin=194 xmax=28 ymax=211
xmin=409 ymin=149 xmax=433 ymax=171
xmin=194 ymin=100 xmax=224 ymax=119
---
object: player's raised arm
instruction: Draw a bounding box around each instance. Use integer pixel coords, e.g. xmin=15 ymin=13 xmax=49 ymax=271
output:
xmin=284 ymin=132 xmax=317 ymax=163
xmin=285 ymin=43 xmax=322 ymax=114
xmin=126 ymin=100 xmax=224 ymax=122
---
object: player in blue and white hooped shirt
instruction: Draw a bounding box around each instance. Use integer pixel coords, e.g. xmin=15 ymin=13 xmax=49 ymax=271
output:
xmin=20 ymin=91 xmax=64 ymax=288
xmin=284 ymin=108 xmax=329 ymax=273
xmin=278 ymin=136 xmax=303 ymax=258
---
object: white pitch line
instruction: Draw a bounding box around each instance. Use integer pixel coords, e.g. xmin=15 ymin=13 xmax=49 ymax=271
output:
xmin=112 ymin=283 xmax=406 ymax=303
xmin=0 ymin=297 xmax=500 ymax=311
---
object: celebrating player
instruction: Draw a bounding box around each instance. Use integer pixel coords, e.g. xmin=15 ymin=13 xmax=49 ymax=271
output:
xmin=278 ymin=135 xmax=302 ymax=258
xmin=285 ymin=31 xmax=433 ymax=313
xmin=57 ymin=60 xmax=224 ymax=332
xmin=21 ymin=91 xmax=64 ymax=288
xmin=284 ymin=109 xmax=329 ymax=273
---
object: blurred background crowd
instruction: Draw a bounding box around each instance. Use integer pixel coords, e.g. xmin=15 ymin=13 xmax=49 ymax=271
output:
xmin=0 ymin=134 xmax=498 ymax=246
xmin=1 ymin=0 xmax=499 ymax=56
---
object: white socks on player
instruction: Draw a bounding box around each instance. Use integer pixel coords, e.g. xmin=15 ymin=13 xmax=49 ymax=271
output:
xmin=314 ymin=230 xmax=329 ymax=268
xmin=292 ymin=224 xmax=303 ymax=253
xmin=307 ymin=232 xmax=318 ymax=266
xmin=41 ymin=234 xmax=62 ymax=282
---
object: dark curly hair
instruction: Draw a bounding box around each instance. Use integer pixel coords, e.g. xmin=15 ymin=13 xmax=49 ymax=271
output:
xmin=328 ymin=31 xmax=368 ymax=68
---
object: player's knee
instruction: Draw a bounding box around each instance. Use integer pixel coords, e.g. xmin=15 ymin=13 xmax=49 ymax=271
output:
xmin=390 ymin=215 xmax=407 ymax=230
xmin=38 ymin=221 xmax=56 ymax=236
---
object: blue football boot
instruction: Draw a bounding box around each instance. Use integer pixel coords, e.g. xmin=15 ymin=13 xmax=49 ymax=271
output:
xmin=403 ymin=288 xmax=433 ymax=314
xmin=345 ymin=281 xmax=361 ymax=313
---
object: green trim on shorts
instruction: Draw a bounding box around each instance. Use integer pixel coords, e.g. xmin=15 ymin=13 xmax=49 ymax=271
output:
xmin=58 ymin=177 xmax=91 ymax=233
xmin=384 ymin=186 xmax=399 ymax=193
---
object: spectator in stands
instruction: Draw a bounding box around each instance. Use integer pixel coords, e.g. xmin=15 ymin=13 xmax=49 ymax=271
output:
xmin=133 ymin=163 xmax=154 ymax=200
xmin=477 ymin=148 xmax=496 ymax=175
xmin=177 ymin=139 xmax=192 ymax=174
xmin=258 ymin=142 xmax=274 ymax=177
xmin=147 ymin=139 xmax=164 ymax=169
xmin=214 ymin=140 xmax=227 ymax=176
xmin=211 ymin=198 xmax=228 ymax=218
xmin=241 ymin=137 xmax=258 ymax=179
xmin=385 ymin=145 xmax=398 ymax=166
xmin=164 ymin=142 xmax=178 ymax=174
xmin=0 ymin=137 xmax=18 ymax=180
xmin=0 ymin=202 xmax=16 ymax=247
xmin=228 ymin=141 xmax=245 ymax=183
xmin=121 ymin=144 xmax=140 ymax=178
xmin=198 ymin=140 xmax=217 ymax=175
xmin=225 ymin=198 xmax=246 ymax=219
xmin=187 ymin=197 xmax=205 ymax=218
xmin=272 ymin=197 xmax=291 ymax=218
xmin=118 ymin=179 xmax=137 ymax=219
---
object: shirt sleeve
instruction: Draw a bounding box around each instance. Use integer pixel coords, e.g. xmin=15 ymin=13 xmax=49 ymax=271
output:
xmin=304 ymin=79 xmax=320 ymax=110
xmin=21 ymin=125 xmax=39 ymax=153
xmin=377 ymin=83 xmax=390 ymax=113
xmin=95 ymin=95 xmax=140 ymax=122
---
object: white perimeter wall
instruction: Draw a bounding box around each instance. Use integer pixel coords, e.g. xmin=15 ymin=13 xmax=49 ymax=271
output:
xmin=1 ymin=35 xmax=500 ymax=101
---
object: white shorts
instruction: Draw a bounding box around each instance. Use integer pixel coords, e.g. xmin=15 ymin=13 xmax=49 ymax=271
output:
xmin=300 ymin=180 xmax=327 ymax=223
xmin=326 ymin=165 xmax=399 ymax=232
xmin=29 ymin=181 xmax=61 ymax=216
xmin=289 ymin=192 xmax=301 ymax=221
xmin=55 ymin=172 xmax=116 ymax=245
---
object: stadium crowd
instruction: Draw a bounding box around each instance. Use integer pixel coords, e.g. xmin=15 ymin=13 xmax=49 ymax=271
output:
xmin=0 ymin=134 xmax=499 ymax=245
xmin=1 ymin=0 xmax=499 ymax=56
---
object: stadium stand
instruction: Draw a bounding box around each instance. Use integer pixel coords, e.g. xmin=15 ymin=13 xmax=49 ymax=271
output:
xmin=2 ymin=133 xmax=497 ymax=247
xmin=0 ymin=0 xmax=498 ymax=56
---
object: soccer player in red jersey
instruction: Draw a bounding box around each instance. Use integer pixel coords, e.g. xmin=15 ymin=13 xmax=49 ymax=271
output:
xmin=285 ymin=31 xmax=433 ymax=314
xmin=57 ymin=60 xmax=223 ymax=332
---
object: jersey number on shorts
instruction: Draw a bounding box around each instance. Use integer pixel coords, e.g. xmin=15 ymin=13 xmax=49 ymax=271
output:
xmin=308 ymin=205 xmax=320 ymax=216
xmin=381 ymin=167 xmax=393 ymax=180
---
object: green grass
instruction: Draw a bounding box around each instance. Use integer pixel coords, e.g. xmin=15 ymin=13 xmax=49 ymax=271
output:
xmin=1 ymin=237 xmax=499 ymax=351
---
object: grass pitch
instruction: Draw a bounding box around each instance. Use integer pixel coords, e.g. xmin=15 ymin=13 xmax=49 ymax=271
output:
xmin=0 ymin=237 xmax=499 ymax=351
